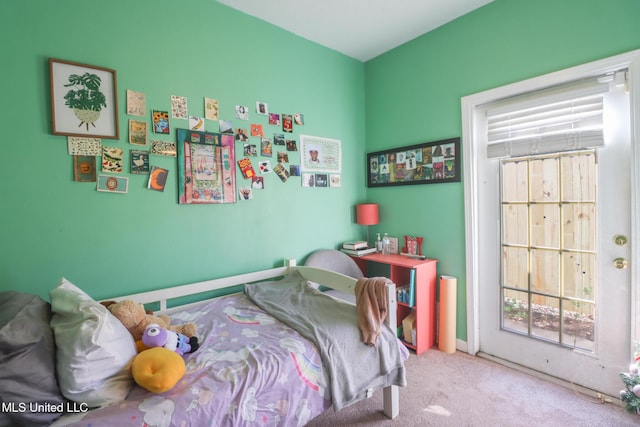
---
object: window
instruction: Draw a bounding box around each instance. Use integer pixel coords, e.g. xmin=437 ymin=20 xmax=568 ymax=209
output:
xmin=500 ymin=151 xmax=596 ymax=350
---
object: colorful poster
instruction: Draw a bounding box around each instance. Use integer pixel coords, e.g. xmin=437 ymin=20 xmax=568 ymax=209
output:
xmin=177 ymin=128 xmax=236 ymax=204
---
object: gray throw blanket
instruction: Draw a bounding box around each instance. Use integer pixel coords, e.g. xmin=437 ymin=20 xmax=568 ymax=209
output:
xmin=245 ymin=270 xmax=407 ymax=411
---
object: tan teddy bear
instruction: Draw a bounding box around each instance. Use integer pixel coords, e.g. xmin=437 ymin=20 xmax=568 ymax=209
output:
xmin=105 ymin=299 xmax=197 ymax=342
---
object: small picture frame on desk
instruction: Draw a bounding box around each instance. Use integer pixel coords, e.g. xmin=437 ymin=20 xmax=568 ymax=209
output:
xmin=388 ymin=236 xmax=399 ymax=254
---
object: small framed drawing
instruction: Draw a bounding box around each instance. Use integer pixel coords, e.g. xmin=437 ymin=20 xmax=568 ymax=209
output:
xmin=49 ymin=58 xmax=119 ymax=139
xmin=388 ymin=236 xmax=399 ymax=254
xmin=367 ymin=137 xmax=460 ymax=187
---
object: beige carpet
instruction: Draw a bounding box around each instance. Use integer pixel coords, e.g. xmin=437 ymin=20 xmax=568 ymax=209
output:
xmin=307 ymin=349 xmax=638 ymax=426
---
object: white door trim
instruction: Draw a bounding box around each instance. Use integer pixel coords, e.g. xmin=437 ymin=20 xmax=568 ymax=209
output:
xmin=462 ymin=49 xmax=640 ymax=356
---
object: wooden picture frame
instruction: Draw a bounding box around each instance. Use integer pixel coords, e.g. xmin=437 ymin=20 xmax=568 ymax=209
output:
xmin=49 ymin=58 xmax=119 ymax=139
xmin=367 ymin=137 xmax=461 ymax=187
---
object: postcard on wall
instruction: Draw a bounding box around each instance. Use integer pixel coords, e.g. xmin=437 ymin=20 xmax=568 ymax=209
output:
xmin=268 ymin=113 xmax=280 ymax=126
xmin=129 ymin=119 xmax=148 ymax=145
xmin=101 ymin=146 xmax=123 ymax=173
xmin=97 ymin=174 xmax=128 ymax=193
xmin=235 ymin=105 xmax=249 ymax=120
xmin=152 ymin=110 xmax=170 ymax=134
xmin=277 ymin=151 xmax=289 ymax=163
xmin=286 ymin=139 xmax=297 ymax=151
xmin=238 ymin=186 xmax=253 ymax=200
xmin=235 ymin=128 xmax=249 ymax=141
xmin=68 ymin=136 xmax=101 ymax=156
xmin=126 ymin=89 xmax=146 ymax=117
xmin=294 ymin=113 xmax=304 ymax=126
xmin=244 ymin=144 xmax=257 ymax=157
xmin=261 ymin=139 xmax=272 ymax=157
xmin=189 ymin=116 xmax=205 ymax=132
xmin=170 ymin=95 xmax=188 ymax=119
xmin=273 ymin=163 xmax=289 ymax=182
xmin=219 ymin=120 xmax=233 ymax=134
xmin=274 ymin=133 xmax=285 ymax=145
xmin=300 ymin=134 xmax=342 ymax=173
xmin=73 ymin=155 xmax=96 ymax=182
xmin=177 ymin=129 xmax=236 ymax=204
xmin=282 ymin=114 xmax=293 ymax=133
xmin=151 ymin=140 xmax=176 ymax=157
xmin=302 ymin=172 xmax=315 ymax=187
xmin=259 ymin=160 xmax=272 ymax=174
xmin=330 ymin=174 xmax=341 ymax=187
xmin=256 ymin=101 xmax=268 ymax=115
xmin=148 ymin=166 xmax=168 ymax=192
xmin=252 ymin=175 xmax=264 ymax=189
xmin=315 ymin=173 xmax=328 ymax=187
xmin=289 ymin=164 xmax=300 ymax=176
xmin=205 ymin=98 xmax=219 ymax=120
xmin=250 ymin=124 xmax=264 ymax=137
xmin=237 ymin=157 xmax=256 ymax=179
xmin=130 ymin=150 xmax=150 ymax=174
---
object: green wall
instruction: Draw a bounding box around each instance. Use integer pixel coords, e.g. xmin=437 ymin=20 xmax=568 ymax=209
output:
xmin=0 ymin=0 xmax=366 ymax=300
xmin=3 ymin=0 xmax=640 ymax=345
xmin=364 ymin=0 xmax=640 ymax=341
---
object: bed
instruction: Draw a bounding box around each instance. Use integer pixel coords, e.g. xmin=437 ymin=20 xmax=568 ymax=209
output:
xmin=1 ymin=261 xmax=406 ymax=427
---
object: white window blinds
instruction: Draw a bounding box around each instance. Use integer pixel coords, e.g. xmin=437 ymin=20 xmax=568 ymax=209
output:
xmin=485 ymin=74 xmax=619 ymax=159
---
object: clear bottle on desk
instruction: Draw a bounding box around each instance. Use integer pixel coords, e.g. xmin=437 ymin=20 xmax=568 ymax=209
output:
xmin=376 ymin=233 xmax=382 ymax=252
xmin=382 ymin=233 xmax=390 ymax=255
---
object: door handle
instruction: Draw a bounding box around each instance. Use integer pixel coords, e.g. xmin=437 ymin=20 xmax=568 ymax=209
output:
xmin=614 ymin=235 xmax=628 ymax=246
xmin=613 ymin=257 xmax=628 ymax=269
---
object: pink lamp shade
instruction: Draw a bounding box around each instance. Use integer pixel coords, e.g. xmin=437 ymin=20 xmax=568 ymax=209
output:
xmin=356 ymin=203 xmax=379 ymax=225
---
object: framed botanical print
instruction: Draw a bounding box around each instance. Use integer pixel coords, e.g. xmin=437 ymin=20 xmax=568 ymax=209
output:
xmin=49 ymin=58 xmax=119 ymax=139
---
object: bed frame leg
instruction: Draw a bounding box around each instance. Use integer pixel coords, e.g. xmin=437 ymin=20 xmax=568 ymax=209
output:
xmin=383 ymin=385 xmax=399 ymax=419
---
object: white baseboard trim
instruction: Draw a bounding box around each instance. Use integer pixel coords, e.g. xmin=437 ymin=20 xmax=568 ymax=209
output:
xmin=456 ymin=339 xmax=468 ymax=353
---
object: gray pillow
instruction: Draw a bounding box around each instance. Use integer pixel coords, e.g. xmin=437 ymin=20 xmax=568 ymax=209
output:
xmin=0 ymin=291 xmax=66 ymax=427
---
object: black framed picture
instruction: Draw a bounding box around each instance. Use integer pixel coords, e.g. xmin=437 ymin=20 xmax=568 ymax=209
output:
xmin=367 ymin=137 xmax=460 ymax=187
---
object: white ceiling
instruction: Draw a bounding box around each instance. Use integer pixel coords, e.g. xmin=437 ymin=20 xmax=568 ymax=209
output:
xmin=217 ymin=0 xmax=494 ymax=62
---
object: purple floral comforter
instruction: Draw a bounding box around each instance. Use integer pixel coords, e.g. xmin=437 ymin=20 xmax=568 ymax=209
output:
xmin=56 ymin=293 xmax=331 ymax=427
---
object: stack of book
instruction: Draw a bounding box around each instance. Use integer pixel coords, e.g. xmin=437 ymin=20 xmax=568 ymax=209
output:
xmin=340 ymin=241 xmax=377 ymax=256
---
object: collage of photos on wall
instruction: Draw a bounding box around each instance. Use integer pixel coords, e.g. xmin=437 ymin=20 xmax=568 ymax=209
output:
xmin=367 ymin=137 xmax=460 ymax=188
xmin=50 ymin=58 xmax=343 ymax=203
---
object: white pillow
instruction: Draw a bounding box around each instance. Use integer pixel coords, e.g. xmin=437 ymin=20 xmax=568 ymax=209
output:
xmin=49 ymin=278 xmax=137 ymax=408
